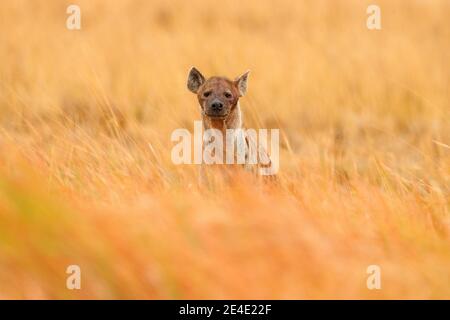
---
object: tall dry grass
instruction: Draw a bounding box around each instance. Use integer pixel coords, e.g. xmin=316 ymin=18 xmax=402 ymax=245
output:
xmin=0 ymin=0 xmax=449 ymax=299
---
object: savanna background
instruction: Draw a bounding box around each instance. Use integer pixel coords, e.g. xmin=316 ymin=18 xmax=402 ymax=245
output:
xmin=0 ymin=0 xmax=449 ymax=299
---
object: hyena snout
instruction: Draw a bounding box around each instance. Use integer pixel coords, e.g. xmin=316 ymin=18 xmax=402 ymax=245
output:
xmin=206 ymin=98 xmax=227 ymax=117
xmin=210 ymin=99 xmax=223 ymax=111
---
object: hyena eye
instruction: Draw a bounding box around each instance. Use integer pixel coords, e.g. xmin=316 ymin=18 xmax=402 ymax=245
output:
xmin=224 ymin=92 xmax=232 ymax=98
xmin=203 ymin=91 xmax=212 ymax=98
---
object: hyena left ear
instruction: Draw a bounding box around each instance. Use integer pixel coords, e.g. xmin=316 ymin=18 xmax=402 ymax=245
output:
xmin=187 ymin=67 xmax=205 ymax=93
xmin=235 ymin=70 xmax=250 ymax=97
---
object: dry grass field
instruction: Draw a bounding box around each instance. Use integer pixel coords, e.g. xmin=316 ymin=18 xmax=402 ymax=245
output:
xmin=0 ymin=0 xmax=449 ymax=299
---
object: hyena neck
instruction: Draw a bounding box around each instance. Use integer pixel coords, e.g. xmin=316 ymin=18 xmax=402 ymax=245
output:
xmin=202 ymin=102 xmax=243 ymax=133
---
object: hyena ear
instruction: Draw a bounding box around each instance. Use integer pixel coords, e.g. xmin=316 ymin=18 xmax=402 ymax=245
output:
xmin=187 ymin=67 xmax=205 ymax=93
xmin=235 ymin=70 xmax=250 ymax=97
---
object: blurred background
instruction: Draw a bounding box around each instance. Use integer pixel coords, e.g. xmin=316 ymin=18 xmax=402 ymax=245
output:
xmin=0 ymin=0 xmax=449 ymax=299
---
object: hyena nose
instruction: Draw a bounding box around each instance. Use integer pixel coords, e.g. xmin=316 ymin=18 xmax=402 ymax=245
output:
xmin=211 ymin=101 xmax=223 ymax=111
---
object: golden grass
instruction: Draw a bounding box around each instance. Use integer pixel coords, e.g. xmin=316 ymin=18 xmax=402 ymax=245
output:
xmin=0 ymin=0 xmax=449 ymax=299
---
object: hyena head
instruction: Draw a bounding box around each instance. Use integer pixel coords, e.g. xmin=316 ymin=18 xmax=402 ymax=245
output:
xmin=187 ymin=67 xmax=249 ymax=119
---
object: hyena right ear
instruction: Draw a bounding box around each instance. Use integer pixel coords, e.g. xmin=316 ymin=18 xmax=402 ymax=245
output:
xmin=235 ymin=70 xmax=250 ymax=97
xmin=187 ymin=67 xmax=205 ymax=93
